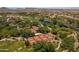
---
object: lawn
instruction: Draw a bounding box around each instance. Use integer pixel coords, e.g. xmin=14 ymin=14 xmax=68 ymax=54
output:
xmin=0 ymin=40 xmax=32 ymax=52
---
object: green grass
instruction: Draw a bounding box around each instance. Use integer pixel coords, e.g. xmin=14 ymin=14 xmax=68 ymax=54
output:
xmin=0 ymin=40 xmax=32 ymax=52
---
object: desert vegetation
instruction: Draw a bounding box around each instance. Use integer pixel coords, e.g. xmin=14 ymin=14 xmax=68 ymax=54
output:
xmin=0 ymin=8 xmax=79 ymax=52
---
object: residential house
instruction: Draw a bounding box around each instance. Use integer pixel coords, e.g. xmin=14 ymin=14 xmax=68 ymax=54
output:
xmin=25 ymin=33 xmax=57 ymax=45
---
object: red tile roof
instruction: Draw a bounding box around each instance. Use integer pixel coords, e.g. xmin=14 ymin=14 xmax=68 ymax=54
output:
xmin=26 ymin=33 xmax=54 ymax=44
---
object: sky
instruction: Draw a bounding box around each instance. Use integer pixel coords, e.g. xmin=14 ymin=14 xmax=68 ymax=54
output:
xmin=0 ymin=0 xmax=79 ymax=7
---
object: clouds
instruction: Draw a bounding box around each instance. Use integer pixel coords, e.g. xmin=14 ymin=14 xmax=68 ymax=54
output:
xmin=0 ymin=0 xmax=79 ymax=7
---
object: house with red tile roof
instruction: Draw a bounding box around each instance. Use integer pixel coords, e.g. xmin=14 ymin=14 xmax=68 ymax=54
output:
xmin=24 ymin=25 xmax=58 ymax=46
xmin=25 ymin=33 xmax=57 ymax=45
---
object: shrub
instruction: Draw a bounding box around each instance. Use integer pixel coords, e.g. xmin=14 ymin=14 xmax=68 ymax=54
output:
xmin=61 ymin=36 xmax=75 ymax=51
xmin=57 ymin=28 xmax=73 ymax=38
xmin=32 ymin=40 xmax=55 ymax=52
